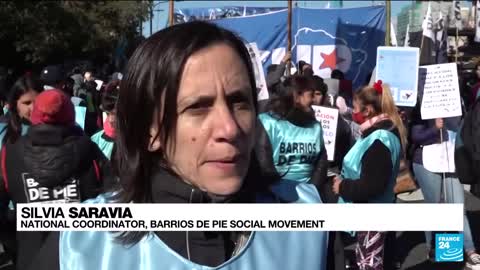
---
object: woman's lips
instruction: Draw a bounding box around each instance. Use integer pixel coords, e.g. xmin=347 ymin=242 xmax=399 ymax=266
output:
xmin=204 ymin=155 xmax=243 ymax=172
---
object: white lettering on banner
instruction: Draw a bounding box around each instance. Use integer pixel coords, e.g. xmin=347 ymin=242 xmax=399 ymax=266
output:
xmin=16 ymin=203 xmax=463 ymax=231
xmin=420 ymin=63 xmax=462 ymax=120
xmin=22 ymin=173 xmax=81 ymax=204
xmin=312 ymin=105 xmax=339 ymax=161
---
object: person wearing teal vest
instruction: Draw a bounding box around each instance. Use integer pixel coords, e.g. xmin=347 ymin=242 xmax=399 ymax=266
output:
xmin=0 ymin=74 xmax=41 ymax=269
xmin=91 ymin=81 xmax=119 ymax=160
xmin=257 ymin=75 xmax=327 ymax=193
xmin=0 ymin=74 xmax=41 ymax=149
xmin=332 ymin=81 xmax=406 ymax=270
xmin=30 ymin=22 xmax=328 ymax=270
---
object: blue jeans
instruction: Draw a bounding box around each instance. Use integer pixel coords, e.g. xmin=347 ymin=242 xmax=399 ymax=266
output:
xmin=413 ymin=163 xmax=475 ymax=252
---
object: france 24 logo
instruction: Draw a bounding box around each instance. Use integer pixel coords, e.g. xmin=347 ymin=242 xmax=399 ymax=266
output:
xmin=435 ymin=233 xmax=464 ymax=262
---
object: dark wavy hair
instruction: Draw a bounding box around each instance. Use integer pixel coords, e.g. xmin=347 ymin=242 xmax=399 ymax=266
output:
xmin=114 ymin=21 xmax=267 ymax=245
xmin=266 ymin=75 xmax=315 ymax=119
xmin=3 ymin=75 xmax=42 ymax=144
xmin=101 ymin=80 xmax=120 ymax=112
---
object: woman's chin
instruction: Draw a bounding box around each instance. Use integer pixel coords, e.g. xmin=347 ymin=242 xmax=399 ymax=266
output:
xmin=202 ymin=177 xmax=244 ymax=196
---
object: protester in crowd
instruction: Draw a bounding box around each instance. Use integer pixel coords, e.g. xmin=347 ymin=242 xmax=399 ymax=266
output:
xmin=0 ymin=89 xmax=112 ymax=270
xmin=0 ymin=74 xmax=42 ymax=147
xmin=258 ymin=52 xmax=292 ymax=113
xmin=40 ymin=65 xmax=65 ymax=90
xmin=256 ymin=75 xmax=328 ymax=195
xmin=0 ymin=74 xmax=42 ymax=267
xmin=91 ymin=80 xmax=119 ymax=160
xmin=69 ymin=67 xmax=84 ymax=96
xmin=266 ymin=52 xmax=291 ymax=95
xmin=456 ymin=93 xmax=480 ymax=199
xmin=312 ymin=75 xmax=327 ymax=106
xmin=332 ymin=81 xmax=406 ymax=270
xmin=297 ymin=60 xmax=314 ymax=77
xmin=410 ymin=101 xmax=480 ymax=267
xmin=470 ymin=62 xmax=480 ymax=104
xmin=29 ymin=21 xmax=327 ymax=270
xmin=84 ymin=70 xmax=94 ymax=83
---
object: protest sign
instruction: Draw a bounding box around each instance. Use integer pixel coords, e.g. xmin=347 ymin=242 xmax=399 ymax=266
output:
xmin=376 ymin=47 xmax=420 ymax=107
xmin=419 ymin=63 xmax=462 ymax=120
xmin=422 ymin=131 xmax=457 ymax=173
xmin=312 ymin=106 xmax=339 ymax=161
xmin=246 ymin=43 xmax=269 ymax=101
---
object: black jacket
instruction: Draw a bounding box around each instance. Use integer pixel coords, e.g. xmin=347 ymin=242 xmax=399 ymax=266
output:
xmin=0 ymin=124 xmax=112 ymax=270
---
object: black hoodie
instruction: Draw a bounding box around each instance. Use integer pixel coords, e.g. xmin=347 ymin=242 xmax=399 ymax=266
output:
xmin=0 ymin=124 xmax=112 ymax=270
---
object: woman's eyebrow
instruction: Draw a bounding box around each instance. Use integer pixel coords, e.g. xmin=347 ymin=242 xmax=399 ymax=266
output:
xmin=226 ymin=87 xmax=251 ymax=101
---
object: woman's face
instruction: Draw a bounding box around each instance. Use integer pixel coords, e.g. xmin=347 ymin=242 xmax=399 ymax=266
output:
xmin=295 ymin=90 xmax=314 ymax=111
xmin=153 ymin=43 xmax=255 ymax=196
xmin=16 ymin=90 xmax=38 ymax=121
xmin=313 ymin=91 xmax=324 ymax=106
xmin=353 ymin=99 xmax=374 ymax=119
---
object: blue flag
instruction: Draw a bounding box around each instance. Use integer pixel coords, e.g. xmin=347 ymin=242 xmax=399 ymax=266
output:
xmin=215 ymin=9 xmax=288 ymax=70
xmin=215 ymin=7 xmax=386 ymax=90
xmin=292 ymin=7 xmax=385 ymax=89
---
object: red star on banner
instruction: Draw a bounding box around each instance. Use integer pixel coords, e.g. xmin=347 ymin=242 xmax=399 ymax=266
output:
xmin=319 ymin=49 xmax=345 ymax=70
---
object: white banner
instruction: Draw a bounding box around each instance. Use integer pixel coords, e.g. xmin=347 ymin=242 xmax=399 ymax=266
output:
xmin=17 ymin=203 xmax=463 ymax=232
xmin=420 ymin=63 xmax=462 ymax=120
xmin=246 ymin=43 xmax=269 ymax=101
xmin=312 ymin=106 xmax=339 ymax=161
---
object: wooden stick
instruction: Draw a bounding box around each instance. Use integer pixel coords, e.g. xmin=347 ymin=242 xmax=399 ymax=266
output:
xmin=385 ymin=0 xmax=391 ymax=46
xmin=168 ymin=0 xmax=174 ymax=26
xmin=287 ymin=0 xmax=292 ymax=75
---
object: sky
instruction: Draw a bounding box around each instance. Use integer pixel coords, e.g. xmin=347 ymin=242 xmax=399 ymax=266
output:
xmin=143 ymin=1 xmax=414 ymax=37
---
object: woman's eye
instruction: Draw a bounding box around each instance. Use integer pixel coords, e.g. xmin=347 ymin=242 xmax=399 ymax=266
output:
xmin=186 ymin=102 xmax=211 ymax=114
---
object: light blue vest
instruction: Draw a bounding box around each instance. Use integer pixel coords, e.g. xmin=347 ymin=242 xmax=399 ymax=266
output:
xmin=60 ymin=183 xmax=328 ymax=270
xmin=0 ymin=122 xmax=29 ymax=150
xmin=259 ymin=113 xmax=323 ymax=183
xmin=74 ymin=106 xmax=87 ymax=130
xmin=340 ymin=129 xmax=401 ymax=203
xmin=91 ymin=130 xmax=114 ymax=159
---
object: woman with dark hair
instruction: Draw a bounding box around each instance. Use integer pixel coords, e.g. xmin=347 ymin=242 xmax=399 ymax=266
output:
xmin=91 ymin=80 xmax=119 ymax=160
xmin=31 ymin=21 xmax=327 ymax=270
xmin=257 ymin=75 xmax=328 ymax=193
xmin=0 ymin=75 xmax=41 ymax=148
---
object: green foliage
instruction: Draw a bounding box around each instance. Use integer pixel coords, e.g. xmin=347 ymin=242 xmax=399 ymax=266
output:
xmin=0 ymin=1 xmax=151 ymax=65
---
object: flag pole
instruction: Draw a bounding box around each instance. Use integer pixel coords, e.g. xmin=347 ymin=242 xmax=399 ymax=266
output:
xmin=287 ymin=0 xmax=293 ymax=75
xmin=455 ymin=27 xmax=459 ymax=63
xmin=168 ymin=0 xmax=174 ymax=26
xmin=385 ymin=0 xmax=391 ymax=46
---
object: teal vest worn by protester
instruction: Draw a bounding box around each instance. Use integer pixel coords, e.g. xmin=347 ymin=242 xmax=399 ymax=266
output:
xmin=340 ymin=129 xmax=401 ymax=203
xmin=60 ymin=183 xmax=327 ymax=270
xmin=91 ymin=130 xmax=114 ymax=159
xmin=0 ymin=122 xmax=29 ymax=150
xmin=259 ymin=113 xmax=323 ymax=183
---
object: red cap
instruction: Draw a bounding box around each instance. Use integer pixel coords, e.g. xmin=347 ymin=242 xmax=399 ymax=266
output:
xmin=30 ymin=89 xmax=75 ymax=126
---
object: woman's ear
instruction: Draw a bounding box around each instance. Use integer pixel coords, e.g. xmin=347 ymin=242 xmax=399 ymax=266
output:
xmin=148 ymin=125 xmax=161 ymax=152
xmin=364 ymin=105 xmax=375 ymax=118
